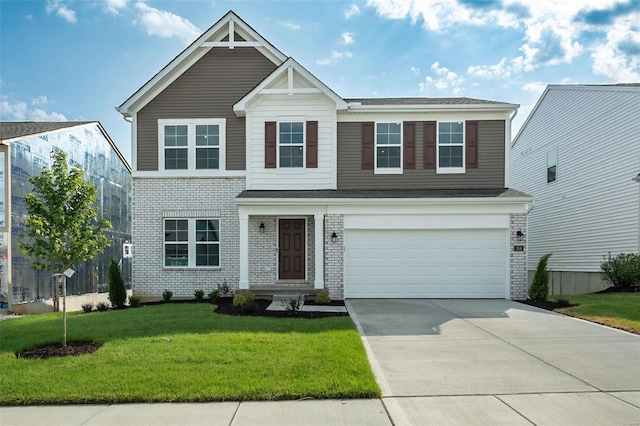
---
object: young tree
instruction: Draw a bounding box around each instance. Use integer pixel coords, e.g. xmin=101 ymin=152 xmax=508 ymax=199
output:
xmin=108 ymin=259 xmax=126 ymax=309
xmin=529 ymin=253 xmax=552 ymax=302
xmin=18 ymin=150 xmax=111 ymax=348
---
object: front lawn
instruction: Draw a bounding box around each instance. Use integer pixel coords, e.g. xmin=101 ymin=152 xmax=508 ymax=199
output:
xmin=550 ymin=292 xmax=640 ymax=334
xmin=0 ymin=304 xmax=380 ymax=405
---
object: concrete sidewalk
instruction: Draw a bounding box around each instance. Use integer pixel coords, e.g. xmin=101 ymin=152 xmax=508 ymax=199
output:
xmin=0 ymin=400 xmax=391 ymax=426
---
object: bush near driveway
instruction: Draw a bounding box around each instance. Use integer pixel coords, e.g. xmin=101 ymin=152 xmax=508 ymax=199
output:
xmin=601 ymin=252 xmax=640 ymax=290
xmin=0 ymin=304 xmax=379 ymax=404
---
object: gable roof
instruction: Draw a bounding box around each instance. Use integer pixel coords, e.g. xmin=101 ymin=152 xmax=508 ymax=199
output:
xmin=233 ymin=57 xmax=348 ymax=116
xmin=0 ymin=121 xmax=93 ymax=141
xmin=345 ymin=97 xmax=510 ymax=105
xmin=512 ymin=84 xmax=640 ymax=147
xmin=0 ymin=121 xmax=131 ymax=173
xmin=117 ymin=10 xmax=287 ymax=116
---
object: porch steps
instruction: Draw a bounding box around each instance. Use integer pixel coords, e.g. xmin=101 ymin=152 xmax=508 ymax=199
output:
xmin=249 ymin=287 xmax=321 ymax=300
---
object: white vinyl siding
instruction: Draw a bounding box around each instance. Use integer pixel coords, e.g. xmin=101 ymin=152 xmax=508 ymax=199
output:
xmin=511 ymin=86 xmax=640 ymax=272
xmin=247 ymin=92 xmax=336 ymax=190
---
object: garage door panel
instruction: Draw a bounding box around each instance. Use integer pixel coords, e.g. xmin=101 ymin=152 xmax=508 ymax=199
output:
xmin=345 ymin=229 xmax=507 ymax=298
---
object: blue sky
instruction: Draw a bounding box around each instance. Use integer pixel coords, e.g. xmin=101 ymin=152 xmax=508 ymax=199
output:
xmin=1 ymin=0 xmax=639 ymax=163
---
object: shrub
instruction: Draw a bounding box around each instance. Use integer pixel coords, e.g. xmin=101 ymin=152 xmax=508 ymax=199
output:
xmin=194 ymin=289 xmax=205 ymax=303
xmin=281 ymin=298 xmax=302 ymax=313
xmin=162 ymin=289 xmax=173 ymax=303
xmin=218 ymin=280 xmax=233 ymax=298
xmin=96 ymin=302 xmax=110 ymax=312
xmin=129 ymin=296 xmax=141 ymax=308
xmin=208 ymin=289 xmax=220 ymax=303
xmin=108 ymin=259 xmax=127 ymax=309
xmin=529 ymin=253 xmax=552 ymax=301
xmin=315 ymin=290 xmax=331 ymax=305
xmin=233 ymin=291 xmax=254 ymax=307
xmin=81 ymin=303 xmax=94 ymax=313
xmin=600 ymin=252 xmax=640 ymax=289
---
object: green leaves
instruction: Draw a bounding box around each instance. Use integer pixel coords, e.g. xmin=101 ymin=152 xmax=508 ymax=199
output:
xmin=17 ymin=149 xmax=112 ymax=273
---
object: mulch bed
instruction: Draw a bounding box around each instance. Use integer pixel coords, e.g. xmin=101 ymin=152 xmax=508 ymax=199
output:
xmin=517 ymin=298 xmax=577 ymax=311
xmin=16 ymin=341 xmax=103 ymax=360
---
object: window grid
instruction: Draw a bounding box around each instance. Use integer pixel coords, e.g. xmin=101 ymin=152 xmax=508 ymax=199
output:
xmin=438 ymin=122 xmax=464 ymax=170
xmin=164 ymin=218 xmax=220 ymax=268
xmin=376 ymin=122 xmax=402 ymax=170
xmin=164 ymin=125 xmax=188 ymax=170
xmin=279 ymin=122 xmax=304 ymax=168
xmin=159 ymin=120 xmax=225 ymax=171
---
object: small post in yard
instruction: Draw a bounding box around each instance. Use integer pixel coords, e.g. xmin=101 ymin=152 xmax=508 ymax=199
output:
xmin=62 ymin=268 xmax=75 ymax=349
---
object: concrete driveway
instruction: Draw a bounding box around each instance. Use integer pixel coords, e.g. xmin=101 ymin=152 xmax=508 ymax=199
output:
xmin=347 ymin=299 xmax=640 ymax=426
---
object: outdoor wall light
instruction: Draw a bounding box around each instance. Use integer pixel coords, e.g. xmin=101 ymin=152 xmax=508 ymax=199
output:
xmin=516 ymin=230 xmax=524 ymax=239
xmin=259 ymin=223 xmax=265 ymax=234
xmin=331 ymin=232 xmax=338 ymax=243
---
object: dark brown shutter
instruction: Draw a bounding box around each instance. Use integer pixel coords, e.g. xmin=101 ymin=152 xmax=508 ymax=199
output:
xmin=423 ymin=121 xmax=436 ymax=169
xmin=403 ymin=122 xmax=416 ymax=169
xmin=265 ymin=121 xmax=276 ymax=168
xmin=466 ymin=120 xmax=478 ymax=169
xmin=361 ymin=122 xmax=374 ymax=170
xmin=306 ymin=121 xmax=318 ymax=168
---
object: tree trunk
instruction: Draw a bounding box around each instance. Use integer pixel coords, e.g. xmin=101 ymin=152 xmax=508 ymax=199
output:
xmin=62 ymin=275 xmax=67 ymax=349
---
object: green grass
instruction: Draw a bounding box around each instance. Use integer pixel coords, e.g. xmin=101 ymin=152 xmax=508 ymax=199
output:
xmin=0 ymin=304 xmax=380 ymax=405
xmin=551 ymin=292 xmax=640 ymax=334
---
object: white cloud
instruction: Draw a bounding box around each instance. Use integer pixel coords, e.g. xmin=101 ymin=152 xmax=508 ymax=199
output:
xmin=364 ymin=0 xmax=640 ymax=78
xmin=344 ymin=4 xmax=360 ymax=19
xmin=340 ymin=32 xmax=355 ymax=45
xmin=522 ymin=82 xmax=547 ymax=94
xmin=410 ymin=66 xmax=420 ymax=74
xmin=1 ymin=100 xmax=67 ymax=122
xmin=591 ymin=18 xmax=640 ymax=82
xmin=105 ymin=0 xmax=128 ymax=15
xmin=31 ymin=95 xmax=49 ymax=105
xmin=279 ymin=21 xmax=301 ymax=31
xmin=316 ymin=51 xmax=353 ymax=66
xmin=467 ymin=57 xmax=524 ymax=79
xmin=46 ymin=1 xmax=77 ymax=24
xmin=134 ymin=2 xmax=200 ymax=45
xmin=419 ymin=61 xmax=464 ymax=94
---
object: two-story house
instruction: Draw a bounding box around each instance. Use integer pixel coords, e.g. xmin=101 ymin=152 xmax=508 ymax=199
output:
xmin=117 ymin=11 xmax=533 ymax=301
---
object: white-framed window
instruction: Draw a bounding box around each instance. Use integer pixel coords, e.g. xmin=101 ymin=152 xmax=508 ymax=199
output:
xmin=164 ymin=218 xmax=220 ymax=268
xmin=158 ymin=119 xmax=225 ymax=171
xmin=278 ymin=121 xmax=304 ymax=168
xmin=437 ymin=121 xmax=465 ymax=174
xmin=375 ymin=122 xmax=402 ymax=174
xmin=547 ymin=148 xmax=557 ymax=183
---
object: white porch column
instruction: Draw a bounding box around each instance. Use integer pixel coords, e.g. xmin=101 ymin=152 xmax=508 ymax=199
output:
xmin=239 ymin=208 xmax=249 ymax=290
xmin=314 ymin=212 xmax=325 ymax=289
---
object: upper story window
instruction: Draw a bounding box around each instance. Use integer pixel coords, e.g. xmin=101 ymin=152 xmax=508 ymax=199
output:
xmin=437 ymin=122 xmax=464 ymax=174
xmin=158 ymin=119 xmax=225 ymax=172
xmin=547 ymin=148 xmax=557 ymax=183
xmin=164 ymin=218 xmax=220 ymax=268
xmin=278 ymin=122 xmax=304 ymax=168
xmin=375 ymin=122 xmax=402 ymax=174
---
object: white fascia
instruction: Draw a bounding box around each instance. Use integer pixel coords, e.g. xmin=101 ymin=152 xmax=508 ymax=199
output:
xmin=345 ymin=103 xmax=519 ymax=114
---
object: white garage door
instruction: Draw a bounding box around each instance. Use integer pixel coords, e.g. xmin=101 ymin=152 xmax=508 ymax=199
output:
xmin=344 ymin=229 xmax=507 ymax=298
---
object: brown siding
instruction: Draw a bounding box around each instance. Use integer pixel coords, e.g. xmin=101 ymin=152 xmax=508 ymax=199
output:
xmin=337 ymin=120 xmax=505 ymax=189
xmin=137 ymin=47 xmax=278 ymax=171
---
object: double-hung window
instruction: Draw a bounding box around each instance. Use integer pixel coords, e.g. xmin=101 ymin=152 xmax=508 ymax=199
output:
xmin=278 ymin=121 xmax=304 ymax=168
xmin=437 ymin=121 xmax=464 ymax=173
xmin=547 ymin=148 xmax=557 ymax=183
xmin=375 ymin=122 xmax=402 ymax=174
xmin=159 ymin=119 xmax=225 ymax=172
xmin=164 ymin=218 xmax=220 ymax=268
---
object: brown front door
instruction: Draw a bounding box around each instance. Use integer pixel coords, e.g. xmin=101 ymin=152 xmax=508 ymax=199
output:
xmin=279 ymin=219 xmax=305 ymax=280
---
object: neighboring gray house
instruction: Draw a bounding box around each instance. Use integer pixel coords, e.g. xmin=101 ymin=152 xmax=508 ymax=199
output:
xmin=117 ymin=11 xmax=533 ymax=301
xmin=0 ymin=121 xmax=132 ymax=310
xmin=511 ymin=84 xmax=640 ymax=294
